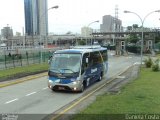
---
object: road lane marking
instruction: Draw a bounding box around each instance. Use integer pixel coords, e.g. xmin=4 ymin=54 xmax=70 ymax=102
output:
xmin=126 ymin=56 xmax=132 ymax=59
xmin=25 ymin=92 xmax=36 ymax=96
xmin=134 ymin=62 xmax=140 ymax=65
xmin=110 ymin=53 xmax=114 ymax=56
xmin=5 ymin=98 xmax=18 ymax=104
xmin=42 ymin=87 xmax=48 ymax=90
xmin=116 ymin=76 xmax=126 ymax=79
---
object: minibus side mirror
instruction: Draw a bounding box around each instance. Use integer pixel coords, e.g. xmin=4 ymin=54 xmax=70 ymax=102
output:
xmin=86 ymin=58 xmax=88 ymax=63
xmin=48 ymin=56 xmax=52 ymax=64
xmin=48 ymin=59 xmax=51 ymax=64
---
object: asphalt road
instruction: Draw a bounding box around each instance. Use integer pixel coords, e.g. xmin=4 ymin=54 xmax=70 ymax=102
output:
xmin=0 ymin=52 xmax=140 ymax=120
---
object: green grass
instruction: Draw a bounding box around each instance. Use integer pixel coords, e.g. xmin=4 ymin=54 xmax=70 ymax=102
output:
xmin=72 ymin=67 xmax=160 ymax=120
xmin=0 ymin=63 xmax=48 ymax=81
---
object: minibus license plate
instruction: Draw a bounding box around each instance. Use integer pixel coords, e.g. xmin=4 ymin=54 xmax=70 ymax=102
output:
xmin=59 ymin=86 xmax=65 ymax=90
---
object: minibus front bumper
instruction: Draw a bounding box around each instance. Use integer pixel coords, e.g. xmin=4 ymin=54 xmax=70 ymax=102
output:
xmin=48 ymin=80 xmax=82 ymax=91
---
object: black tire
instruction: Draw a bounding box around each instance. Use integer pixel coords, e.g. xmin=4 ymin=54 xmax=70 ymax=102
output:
xmin=97 ymin=72 xmax=103 ymax=81
xmin=79 ymin=81 xmax=85 ymax=93
xmin=86 ymin=78 xmax=90 ymax=87
xmin=52 ymin=89 xmax=57 ymax=92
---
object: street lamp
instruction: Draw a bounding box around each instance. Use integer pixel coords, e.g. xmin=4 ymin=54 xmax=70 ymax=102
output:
xmin=39 ymin=5 xmax=59 ymax=63
xmin=124 ymin=10 xmax=160 ymax=66
xmin=88 ymin=20 xmax=99 ymax=27
xmin=85 ymin=20 xmax=99 ymax=45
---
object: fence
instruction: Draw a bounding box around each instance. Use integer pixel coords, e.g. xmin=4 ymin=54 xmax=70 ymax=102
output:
xmin=0 ymin=48 xmax=59 ymax=70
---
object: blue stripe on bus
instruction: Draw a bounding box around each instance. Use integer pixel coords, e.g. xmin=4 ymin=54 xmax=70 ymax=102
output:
xmin=49 ymin=76 xmax=75 ymax=84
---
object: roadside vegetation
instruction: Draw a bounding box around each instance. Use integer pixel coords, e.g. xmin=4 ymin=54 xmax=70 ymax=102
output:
xmin=157 ymin=54 xmax=160 ymax=59
xmin=72 ymin=61 xmax=160 ymax=120
xmin=0 ymin=63 xmax=48 ymax=82
xmin=144 ymin=56 xmax=160 ymax=72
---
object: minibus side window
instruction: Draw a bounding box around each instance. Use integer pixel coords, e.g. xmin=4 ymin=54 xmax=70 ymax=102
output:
xmin=100 ymin=50 xmax=108 ymax=62
xmin=81 ymin=53 xmax=90 ymax=74
xmin=91 ymin=52 xmax=101 ymax=66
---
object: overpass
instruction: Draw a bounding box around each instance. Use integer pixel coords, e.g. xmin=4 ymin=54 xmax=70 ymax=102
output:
xmin=91 ymin=27 xmax=160 ymax=55
xmin=92 ymin=28 xmax=160 ymax=35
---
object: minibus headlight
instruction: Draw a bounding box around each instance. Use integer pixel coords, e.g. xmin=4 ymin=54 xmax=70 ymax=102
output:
xmin=71 ymin=78 xmax=81 ymax=85
xmin=48 ymin=80 xmax=53 ymax=88
xmin=72 ymin=81 xmax=77 ymax=85
xmin=71 ymin=78 xmax=76 ymax=84
xmin=72 ymin=80 xmax=80 ymax=85
xmin=49 ymin=80 xmax=52 ymax=83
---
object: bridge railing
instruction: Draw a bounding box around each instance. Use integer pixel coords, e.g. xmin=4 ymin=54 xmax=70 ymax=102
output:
xmin=92 ymin=27 xmax=160 ymax=34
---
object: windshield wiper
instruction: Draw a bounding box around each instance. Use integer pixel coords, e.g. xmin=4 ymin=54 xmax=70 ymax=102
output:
xmin=50 ymin=68 xmax=62 ymax=73
xmin=60 ymin=68 xmax=75 ymax=73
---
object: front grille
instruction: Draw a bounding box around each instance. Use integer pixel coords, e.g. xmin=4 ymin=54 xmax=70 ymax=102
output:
xmin=53 ymin=85 xmax=72 ymax=91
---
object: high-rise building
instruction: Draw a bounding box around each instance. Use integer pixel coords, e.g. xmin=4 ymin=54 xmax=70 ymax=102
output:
xmin=1 ymin=25 xmax=13 ymax=39
xmin=100 ymin=15 xmax=122 ymax=32
xmin=24 ymin=0 xmax=48 ymax=36
xmin=38 ymin=0 xmax=48 ymax=36
xmin=100 ymin=15 xmax=122 ymax=45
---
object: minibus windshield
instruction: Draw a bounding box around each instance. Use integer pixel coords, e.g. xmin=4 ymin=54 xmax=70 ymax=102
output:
xmin=50 ymin=53 xmax=81 ymax=74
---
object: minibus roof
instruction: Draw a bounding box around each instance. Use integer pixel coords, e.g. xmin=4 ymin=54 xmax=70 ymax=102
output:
xmin=54 ymin=45 xmax=107 ymax=54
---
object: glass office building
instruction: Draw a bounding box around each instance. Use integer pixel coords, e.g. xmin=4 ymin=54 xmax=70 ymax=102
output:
xmin=24 ymin=0 xmax=48 ymax=36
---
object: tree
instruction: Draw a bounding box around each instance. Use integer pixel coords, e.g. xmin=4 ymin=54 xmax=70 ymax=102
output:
xmin=132 ymin=24 xmax=138 ymax=29
xmin=78 ymin=40 xmax=86 ymax=45
xmin=127 ymin=24 xmax=138 ymax=31
xmin=127 ymin=34 xmax=139 ymax=44
xmin=66 ymin=31 xmax=72 ymax=35
xmin=127 ymin=26 xmax=132 ymax=30
xmin=155 ymin=36 xmax=160 ymax=43
xmin=126 ymin=24 xmax=139 ymax=44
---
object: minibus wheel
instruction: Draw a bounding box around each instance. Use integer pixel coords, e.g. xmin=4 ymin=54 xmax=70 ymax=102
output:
xmin=79 ymin=81 xmax=85 ymax=92
xmin=98 ymin=72 xmax=103 ymax=81
xmin=99 ymin=76 xmax=102 ymax=81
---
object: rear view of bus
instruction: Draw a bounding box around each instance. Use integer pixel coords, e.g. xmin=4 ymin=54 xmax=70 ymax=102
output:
xmin=48 ymin=46 xmax=108 ymax=92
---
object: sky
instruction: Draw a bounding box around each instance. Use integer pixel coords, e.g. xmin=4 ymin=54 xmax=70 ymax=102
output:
xmin=0 ymin=0 xmax=160 ymax=35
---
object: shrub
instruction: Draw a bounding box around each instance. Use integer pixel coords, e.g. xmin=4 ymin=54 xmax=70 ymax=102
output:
xmin=152 ymin=64 xmax=159 ymax=71
xmin=152 ymin=59 xmax=159 ymax=72
xmin=144 ymin=57 xmax=152 ymax=68
xmin=126 ymin=45 xmax=140 ymax=54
